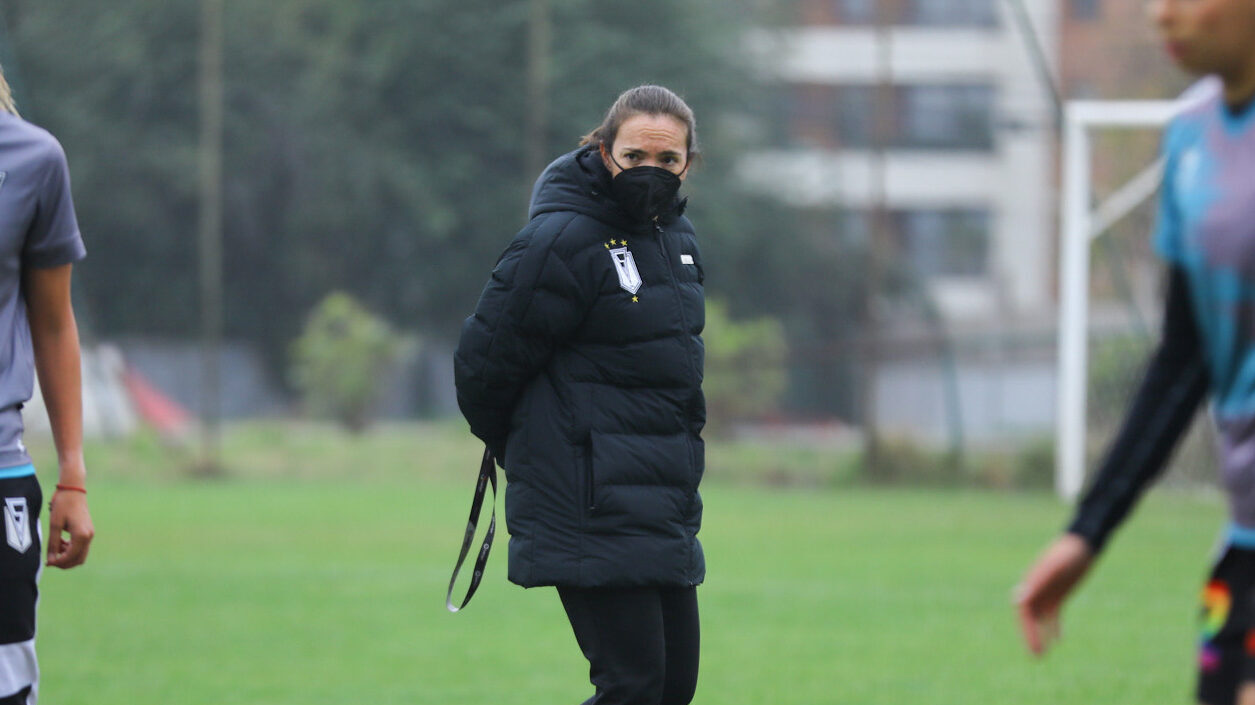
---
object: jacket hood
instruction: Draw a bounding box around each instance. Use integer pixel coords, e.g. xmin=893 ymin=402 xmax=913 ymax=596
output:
xmin=528 ymin=146 xmax=686 ymax=227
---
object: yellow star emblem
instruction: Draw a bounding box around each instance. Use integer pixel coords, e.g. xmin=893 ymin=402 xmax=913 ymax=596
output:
xmin=632 ymin=296 xmax=639 ymax=303
xmin=604 ymin=242 xmax=610 ymax=249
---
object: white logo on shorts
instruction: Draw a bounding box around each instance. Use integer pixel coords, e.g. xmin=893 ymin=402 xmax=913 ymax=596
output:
xmin=4 ymin=497 xmax=31 ymax=553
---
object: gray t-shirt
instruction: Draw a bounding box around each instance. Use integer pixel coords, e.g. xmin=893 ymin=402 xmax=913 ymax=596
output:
xmin=0 ymin=112 xmax=86 ymax=468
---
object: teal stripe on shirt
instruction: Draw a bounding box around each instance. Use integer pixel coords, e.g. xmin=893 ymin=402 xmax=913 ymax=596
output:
xmin=1228 ymin=522 xmax=1255 ymax=549
xmin=0 ymin=463 xmax=34 ymax=479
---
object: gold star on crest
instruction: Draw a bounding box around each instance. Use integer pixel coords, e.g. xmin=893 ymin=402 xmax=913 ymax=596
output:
xmin=631 ymin=296 xmax=639 ymax=303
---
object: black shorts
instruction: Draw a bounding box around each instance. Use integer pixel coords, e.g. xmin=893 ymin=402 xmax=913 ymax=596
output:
xmin=0 ymin=473 xmax=41 ymax=704
xmin=1198 ymin=544 xmax=1255 ymax=705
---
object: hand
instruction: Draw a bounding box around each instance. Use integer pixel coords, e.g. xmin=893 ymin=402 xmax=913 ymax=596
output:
xmin=1014 ymin=533 xmax=1094 ymax=656
xmin=46 ymin=488 xmax=94 ymax=569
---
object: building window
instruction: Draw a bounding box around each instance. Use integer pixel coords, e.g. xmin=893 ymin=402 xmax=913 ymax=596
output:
xmin=838 ymin=210 xmax=873 ymax=247
xmin=899 ymin=84 xmax=995 ymax=150
xmin=905 ymin=0 xmax=998 ymax=27
xmin=895 ymin=209 xmax=990 ymax=277
xmin=795 ymin=0 xmax=839 ymax=23
xmin=827 ymin=208 xmax=991 ymax=277
xmin=835 ymin=0 xmax=877 ymax=24
xmin=767 ymin=83 xmax=995 ymax=151
xmin=836 ymin=85 xmax=876 ymax=148
xmin=805 ymin=0 xmax=998 ymax=26
xmin=785 ymin=84 xmax=840 ymax=149
xmin=1070 ymin=0 xmax=1100 ymax=21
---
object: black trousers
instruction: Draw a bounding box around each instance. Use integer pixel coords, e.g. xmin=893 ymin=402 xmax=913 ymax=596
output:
xmin=557 ymin=585 xmax=699 ymax=705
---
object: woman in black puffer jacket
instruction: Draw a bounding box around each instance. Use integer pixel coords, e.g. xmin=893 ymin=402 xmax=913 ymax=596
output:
xmin=455 ymin=84 xmax=706 ymax=705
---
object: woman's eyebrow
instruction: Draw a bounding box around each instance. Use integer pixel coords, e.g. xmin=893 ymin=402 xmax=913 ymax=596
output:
xmin=622 ymin=147 xmax=681 ymax=156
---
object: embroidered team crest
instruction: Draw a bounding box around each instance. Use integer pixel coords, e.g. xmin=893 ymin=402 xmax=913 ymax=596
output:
xmin=4 ymin=497 xmax=31 ymax=553
xmin=605 ymin=239 xmax=643 ymax=295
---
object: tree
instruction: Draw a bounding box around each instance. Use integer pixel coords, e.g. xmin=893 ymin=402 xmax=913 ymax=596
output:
xmin=290 ymin=291 xmax=404 ymax=432
xmin=5 ymin=1 xmax=762 ymax=347
xmin=4 ymin=0 xmax=892 ymax=418
xmin=702 ymin=299 xmax=788 ymax=436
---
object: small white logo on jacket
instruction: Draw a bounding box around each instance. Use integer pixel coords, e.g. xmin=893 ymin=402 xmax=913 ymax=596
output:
xmin=606 ymin=239 xmax=643 ymax=294
xmin=4 ymin=496 xmax=31 ymax=553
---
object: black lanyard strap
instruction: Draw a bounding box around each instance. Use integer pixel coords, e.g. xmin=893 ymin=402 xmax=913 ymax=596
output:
xmin=446 ymin=447 xmax=497 ymax=613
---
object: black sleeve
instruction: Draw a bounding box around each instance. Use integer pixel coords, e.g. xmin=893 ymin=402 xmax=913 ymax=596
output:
xmin=1066 ymin=265 xmax=1209 ymax=553
xmin=453 ymin=214 xmax=589 ymax=463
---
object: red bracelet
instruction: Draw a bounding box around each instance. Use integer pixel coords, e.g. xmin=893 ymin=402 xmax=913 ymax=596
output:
xmin=54 ymin=484 xmax=87 ymax=494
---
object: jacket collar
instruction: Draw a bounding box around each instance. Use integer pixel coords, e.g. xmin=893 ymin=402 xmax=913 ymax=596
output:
xmin=528 ymin=146 xmax=686 ymax=230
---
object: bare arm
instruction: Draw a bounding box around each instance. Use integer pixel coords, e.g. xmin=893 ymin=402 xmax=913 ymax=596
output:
xmin=1015 ymin=266 xmax=1206 ymax=655
xmin=25 ymin=263 xmax=94 ymax=568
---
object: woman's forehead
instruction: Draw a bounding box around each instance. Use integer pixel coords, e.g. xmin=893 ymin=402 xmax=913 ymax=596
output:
xmin=614 ymin=114 xmax=688 ymax=151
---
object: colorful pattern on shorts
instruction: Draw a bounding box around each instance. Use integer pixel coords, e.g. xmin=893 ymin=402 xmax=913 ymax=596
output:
xmin=1198 ymin=546 xmax=1255 ymax=705
xmin=1204 ymin=579 xmax=1233 ymax=640
xmin=1201 ymin=579 xmax=1232 ymax=672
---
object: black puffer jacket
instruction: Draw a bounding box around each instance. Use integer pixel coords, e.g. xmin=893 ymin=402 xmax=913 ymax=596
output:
xmin=454 ymin=146 xmax=706 ymax=589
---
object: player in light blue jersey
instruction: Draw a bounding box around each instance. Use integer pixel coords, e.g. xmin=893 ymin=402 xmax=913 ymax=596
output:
xmin=0 ymin=64 xmax=95 ymax=705
xmin=1017 ymin=1 xmax=1255 ymax=703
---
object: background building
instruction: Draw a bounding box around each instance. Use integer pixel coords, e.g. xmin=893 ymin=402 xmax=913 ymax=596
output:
xmin=739 ymin=0 xmax=1064 ymax=442
xmin=742 ymin=0 xmax=1059 ymax=321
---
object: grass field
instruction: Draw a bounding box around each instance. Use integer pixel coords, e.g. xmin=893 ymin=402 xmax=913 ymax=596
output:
xmin=23 ymin=423 xmax=1225 ymax=704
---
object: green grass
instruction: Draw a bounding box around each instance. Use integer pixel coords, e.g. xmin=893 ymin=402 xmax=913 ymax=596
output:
xmin=23 ymin=423 xmax=1225 ymax=704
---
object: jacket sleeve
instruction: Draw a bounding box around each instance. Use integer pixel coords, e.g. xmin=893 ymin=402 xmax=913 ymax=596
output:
xmin=453 ymin=214 xmax=590 ymax=462
xmin=1066 ymin=265 xmax=1209 ymax=553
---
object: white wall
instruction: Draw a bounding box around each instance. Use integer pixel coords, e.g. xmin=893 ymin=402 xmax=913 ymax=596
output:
xmin=874 ymin=356 xmax=1057 ymax=443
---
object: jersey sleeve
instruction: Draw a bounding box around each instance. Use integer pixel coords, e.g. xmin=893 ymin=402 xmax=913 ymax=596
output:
xmin=1066 ymin=265 xmax=1209 ymax=552
xmin=1152 ymin=123 xmax=1185 ymax=266
xmin=23 ymin=137 xmax=85 ymax=269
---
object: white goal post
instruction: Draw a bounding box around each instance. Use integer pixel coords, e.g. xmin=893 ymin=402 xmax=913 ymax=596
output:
xmin=1056 ymin=99 xmax=1184 ymax=500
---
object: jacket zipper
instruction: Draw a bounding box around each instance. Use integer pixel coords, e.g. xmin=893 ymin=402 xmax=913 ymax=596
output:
xmin=659 ymin=223 xmax=703 ymax=581
xmin=585 ymin=441 xmax=596 ymax=510
xmin=656 ymin=223 xmax=701 ymax=395
xmin=656 ymin=224 xmax=703 ymax=490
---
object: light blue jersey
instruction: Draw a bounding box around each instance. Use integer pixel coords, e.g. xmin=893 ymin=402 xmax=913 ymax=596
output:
xmin=1157 ymin=79 xmax=1255 ymax=531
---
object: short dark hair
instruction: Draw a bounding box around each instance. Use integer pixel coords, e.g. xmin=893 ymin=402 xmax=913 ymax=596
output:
xmin=580 ymin=85 xmax=699 ymax=160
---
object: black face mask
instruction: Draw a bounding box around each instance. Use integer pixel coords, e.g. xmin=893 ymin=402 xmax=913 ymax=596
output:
xmin=607 ymin=154 xmax=685 ymax=222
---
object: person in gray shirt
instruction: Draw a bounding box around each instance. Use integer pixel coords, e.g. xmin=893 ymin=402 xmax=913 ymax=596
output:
xmin=0 ymin=63 xmax=95 ymax=705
